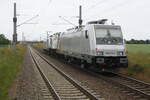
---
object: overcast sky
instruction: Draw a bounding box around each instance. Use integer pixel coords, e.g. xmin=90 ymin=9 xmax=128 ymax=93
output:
xmin=1 ymin=0 xmax=150 ymax=41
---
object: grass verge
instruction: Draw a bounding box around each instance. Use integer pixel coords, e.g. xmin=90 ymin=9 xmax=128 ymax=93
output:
xmin=32 ymin=43 xmax=44 ymax=48
xmin=0 ymin=44 xmax=26 ymax=100
xmin=120 ymin=44 xmax=150 ymax=82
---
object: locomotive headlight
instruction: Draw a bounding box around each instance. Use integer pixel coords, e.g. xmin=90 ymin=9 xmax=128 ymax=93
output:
xmin=117 ymin=51 xmax=124 ymax=56
xmin=97 ymin=51 xmax=104 ymax=56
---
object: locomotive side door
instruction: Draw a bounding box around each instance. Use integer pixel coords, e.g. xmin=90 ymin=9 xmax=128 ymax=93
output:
xmin=81 ymin=30 xmax=91 ymax=56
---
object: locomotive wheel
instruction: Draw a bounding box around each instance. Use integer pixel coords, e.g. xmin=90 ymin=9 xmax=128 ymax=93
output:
xmin=67 ymin=58 xmax=71 ymax=63
xmin=80 ymin=63 xmax=85 ymax=68
xmin=80 ymin=61 xmax=89 ymax=69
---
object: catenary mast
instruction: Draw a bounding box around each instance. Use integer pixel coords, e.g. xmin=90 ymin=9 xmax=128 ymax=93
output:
xmin=13 ymin=3 xmax=17 ymax=45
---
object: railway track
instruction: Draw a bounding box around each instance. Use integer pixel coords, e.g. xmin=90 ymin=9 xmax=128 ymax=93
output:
xmin=106 ymin=72 xmax=150 ymax=100
xmin=29 ymin=47 xmax=103 ymax=100
xmin=85 ymin=69 xmax=150 ymax=100
xmin=31 ymin=52 xmax=54 ymax=100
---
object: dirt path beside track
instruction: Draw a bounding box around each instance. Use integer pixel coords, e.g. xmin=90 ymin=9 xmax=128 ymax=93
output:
xmin=9 ymin=48 xmax=43 ymax=100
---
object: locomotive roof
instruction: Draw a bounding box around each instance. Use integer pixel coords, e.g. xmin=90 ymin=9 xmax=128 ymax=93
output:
xmin=64 ymin=24 xmax=121 ymax=34
xmin=93 ymin=24 xmax=121 ymax=29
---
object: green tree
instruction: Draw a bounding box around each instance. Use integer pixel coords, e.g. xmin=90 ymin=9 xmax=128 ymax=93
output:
xmin=0 ymin=34 xmax=10 ymax=45
xmin=126 ymin=39 xmax=150 ymax=44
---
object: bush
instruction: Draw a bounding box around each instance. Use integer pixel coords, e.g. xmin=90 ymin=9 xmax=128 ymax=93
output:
xmin=0 ymin=44 xmax=26 ymax=100
xmin=0 ymin=34 xmax=10 ymax=45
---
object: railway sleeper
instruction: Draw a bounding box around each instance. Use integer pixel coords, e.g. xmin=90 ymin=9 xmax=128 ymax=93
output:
xmin=56 ymin=87 xmax=78 ymax=90
xmin=60 ymin=95 xmax=88 ymax=99
xmin=57 ymin=90 xmax=83 ymax=94
xmin=59 ymin=94 xmax=87 ymax=97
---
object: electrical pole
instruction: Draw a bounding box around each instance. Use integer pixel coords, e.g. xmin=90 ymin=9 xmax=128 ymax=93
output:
xmin=13 ymin=3 xmax=17 ymax=47
xmin=79 ymin=5 xmax=83 ymax=28
xmin=22 ymin=32 xmax=25 ymax=44
xmin=47 ymin=32 xmax=49 ymax=48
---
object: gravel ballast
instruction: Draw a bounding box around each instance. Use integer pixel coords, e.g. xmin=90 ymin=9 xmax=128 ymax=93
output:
xmin=16 ymin=48 xmax=43 ymax=100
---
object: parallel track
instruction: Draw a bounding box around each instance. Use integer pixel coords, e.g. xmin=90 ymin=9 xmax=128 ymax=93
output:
xmin=84 ymin=69 xmax=150 ymax=100
xmin=106 ymin=72 xmax=150 ymax=99
xmin=29 ymin=47 xmax=102 ymax=100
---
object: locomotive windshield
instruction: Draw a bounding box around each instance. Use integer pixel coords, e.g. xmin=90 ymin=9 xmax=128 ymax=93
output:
xmin=95 ymin=28 xmax=123 ymax=45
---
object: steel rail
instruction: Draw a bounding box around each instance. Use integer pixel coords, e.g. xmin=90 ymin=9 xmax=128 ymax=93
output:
xmin=32 ymin=47 xmax=99 ymax=100
xmin=110 ymin=71 xmax=150 ymax=86
xmin=82 ymin=69 xmax=150 ymax=99
xmin=29 ymin=48 xmax=61 ymax=100
xmin=108 ymin=72 xmax=150 ymax=99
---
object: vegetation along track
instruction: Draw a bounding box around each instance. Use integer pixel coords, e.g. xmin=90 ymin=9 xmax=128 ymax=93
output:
xmin=29 ymin=46 xmax=103 ymax=100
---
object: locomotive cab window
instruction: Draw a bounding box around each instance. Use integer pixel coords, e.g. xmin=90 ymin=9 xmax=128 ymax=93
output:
xmin=95 ymin=28 xmax=123 ymax=45
xmin=85 ymin=30 xmax=88 ymax=39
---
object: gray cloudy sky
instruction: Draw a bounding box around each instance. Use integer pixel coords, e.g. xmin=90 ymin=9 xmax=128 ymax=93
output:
xmin=0 ymin=0 xmax=150 ymax=41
